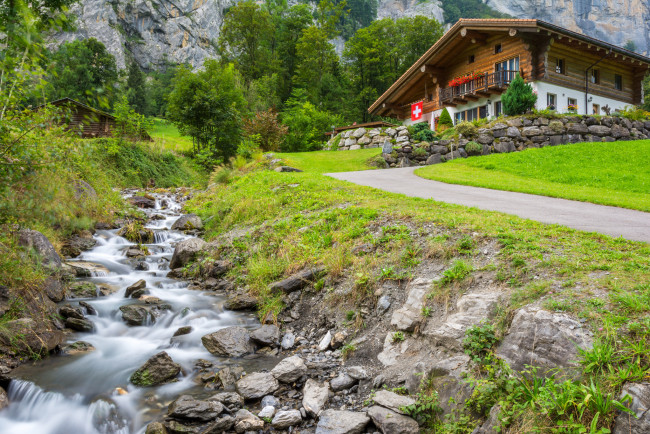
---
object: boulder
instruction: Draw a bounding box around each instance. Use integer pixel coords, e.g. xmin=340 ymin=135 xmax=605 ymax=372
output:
xmin=372 ymin=390 xmax=416 ymax=414
xmin=390 ymin=278 xmax=431 ymax=332
xmin=275 ymin=166 xmax=303 ymax=172
xmin=367 ymin=405 xmax=419 ymax=434
xmin=162 ymin=420 xmax=202 ymax=434
xmin=318 ymin=331 xmax=332 ymax=351
xmin=331 ymin=331 xmax=347 ymax=349
xmin=272 ymin=410 xmax=302 ymax=429
xmin=281 ymin=333 xmax=295 ymax=350
xmin=271 ymin=355 xmax=307 ymax=383
xmin=120 ymin=305 xmax=154 ymax=326
xmin=125 ymin=279 xmax=147 ymax=298
xmin=224 ymin=294 xmax=257 ymax=311
xmin=59 ymin=305 xmax=84 ymax=320
xmin=425 ymin=154 xmax=442 ymax=165
xmin=18 ymin=229 xmax=62 ymax=270
xmin=493 ymin=142 xmax=515 ymax=153
xmin=587 ymin=125 xmax=612 ymax=136
xmin=612 ymin=382 xmax=650 ymax=433
xmin=130 ymin=351 xmax=181 ymax=386
xmin=0 ymin=386 xmax=8 ymax=410
xmin=506 ymin=127 xmax=521 ymax=138
xmin=171 ymin=214 xmax=203 ymax=232
xmin=209 ymin=391 xmax=244 ymax=409
xmin=65 ymin=317 xmax=95 ymax=332
xmin=250 ymin=324 xmax=280 ymax=346
xmin=521 ymin=126 xmax=542 ymax=137
xmin=303 ymin=379 xmax=329 ymax=417
xmin=66 ymin=261 xmax=109 ymax=277
xmin=0 ymin=318 xmax=63 ymax=355
xmin=611 ymin=124 xmax=631 ymax=138
xmin=261 ymin=395 xmax=280 ymax=409
xmin=566 ymin=123 xmax=588 ymax=134
xmin=316 ymin=409 xmax=370 ymax=434
xmin=234 ymin=409 xmax=264 ymax=433
xmin=169 ymin=238 xmax=206 ymax=269
xmin=62 ymin=341 xmax=95 ymax=355
xmin=349 ymin=145 xmax=361 ymax=150
xmin=344 ymin=138 xmax=357 ymax=147
xmin=269 ymin=265 xmax=326 ymax=293
xmin=357 ymin=136 xmax=371 ymax=146
xmin=42 ymin=277 xmax=65 ymax=302
xmin=129 ymin=196 xmax=155 ymax=208
xmin=201 ymin=326 xmax=254 ymax=357
xmin=347 ymin=366 xmax=369 ymax=380
xmin=173 ymin=326 xmax=192 ymax=337
xmin=496 ymin=307 xmax=593 ymax=374
xmin=167 ymin=395 xmax=224 ymax=421
xmin=61 ymin=233 xmax=97 ymax=257
xmin=351 ymin=128 xmax=367 ymax=138
xmin=208 ymin=260 xmax=232 ymax=278
xmin=236 ymin=372 xmax=279 ymax=400
xmin=79 ymin=301 xmax=97 ymax=315
xmin=330 ymin=373 xmax=357 ymax=392
xmin=258 ymin=405 xmax=276 ymax=419
xmin=68 ymin=281 xmax=99 ymax=298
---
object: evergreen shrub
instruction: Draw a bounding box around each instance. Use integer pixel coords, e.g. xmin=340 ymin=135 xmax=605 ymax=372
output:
xmin=501 ymin=74 xmax=537 ymax=115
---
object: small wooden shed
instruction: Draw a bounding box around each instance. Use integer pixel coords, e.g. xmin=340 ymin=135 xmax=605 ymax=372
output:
xmin=42 ymin=98 xmax=151 ymax=140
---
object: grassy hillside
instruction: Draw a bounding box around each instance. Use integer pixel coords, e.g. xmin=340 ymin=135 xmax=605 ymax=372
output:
xmin=416 ymin=140 xmax=650 ymax=211
xmin=275 ymin=148 xmax=384 ymax=173
xmin=185 ymin=157 xmax=649 ymax=433
xmin=150 ymin=118 xmax=194 ymax=153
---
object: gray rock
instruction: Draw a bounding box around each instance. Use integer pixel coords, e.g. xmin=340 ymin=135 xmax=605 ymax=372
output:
xmin=372 ymin=390 xmax=416 ymax=414
xmin=73 ymin=179 xmax=97 ymax=200
xmin=390 ymin=278 xmax=431 ymax=331
xmin=612 ymin=382 xmax=650 ymax=433
xmin=145 ymin=421 xmax=165 ymax=434
xmin=351 ymin=128 xmax=367 ymax=138
xmin=250 ymin=324 xmax=280 ymax=346
xmin=269 ymin=266 xmax=326 ymax=293
xmin=65 ymin=317 xmax=95 ymax=332
xmin=207 ymin=415 xmax=235 ymax=432
xmin=476 ymin=133 xmax=494 ymax=144
xmin=357 ymin=136 xmax=371 ymax=146
xmin=173 ymin=326 xmax=192 ymax=337
xmin=261 ymin=395 xmax=280 ymax=409
xmin=209 ymin=391 xmax=244 ymax=409
xmin=493 ymin=142 xmax=515 ymax=153
xmin=258 ymin=405 xmax=276 ymax=419
xmin=171 ymin=214 xmax=203 ymax=232
xmin=425 ymin=153 xmax=442 ymax=165
xmin=472 ymin=404 xmax=500 ymax=434
xmin=506 ymin=127 xmax=521 ymax=138
xmin=521 ymin=126 xmax=542 ymax=137
xmin=59 ymin=305 xmax=84 ymax=320
xmin=611 ymin=124 xmax=631 ymax=138
xmin=368 ymin=128 xmax=381 ymax=137
xmin=496 ymin=307 xmax=593 ymax=374
xmin=224 ymin=293 xmax=258 ymax=311
xmin=566 ymin=122 xmax=589 ymax=134
xmin=0 ymin=386 xmax=8 ymax=410
xmin=18 ymin=229 xmax=62 ymax=270
xmin=167 ymin=395 xmax=224 ymax=421
xmin=275 ymin=166 xmax=303 ymax=172
xmin=385 ymin=128 xmax=397 ymax=137
xmin=330 ymin=373 xmax=357 ymax=391
xmin=377 ymin=295 xmax=391 ymax=314
xmin=130 ymin=351 xmax=180 ymax=386
xmin=318 ymin=331 xmax=332 ymax=351
xmin=316 ymin=409 xmax=370 ymax=434
xmin=169 ymin=238 xmax=206 ymax=269
xmin=125 ymin=279 xmax=146 ymax=298
xmin=234 ymin=409 xmax=264 ymax=433
xmin=271 ymin=355 xmax=307 ymax=383
xmin=349 ymin=144 xmax=361 ymax=150
xmin=587 ymin=125 xmax=612 ymax=136
xmin=43 ymin=277 xmax=65 ymax=302
xmin=201 ymin=326 xmax=254 ymax=357
xmin=66 ymin=261 xmax=110 ymax=278
xmin=367 ymin=405 xmax=419 ymax=434
xmin=0 ymin=318 xmax=63 ymax=355
xmin=344 ymin=138 xmax=357 ymax=147
xmin=303 ymin=379 xmax=329 ymax=417
xmin=347 ymin=366 xmax=369 ymax=380
xmin=128 ymin=196 xmax=155 ymax=208
xmin=272 ymin=409 xmax=302 ymax=429
xmin=281 ymin=333 xmax=295 ymax=350
xmin=235 ymin=372 xmax=279 ymax=400
xmin=119 ymin=305 xmax=154 ymax=326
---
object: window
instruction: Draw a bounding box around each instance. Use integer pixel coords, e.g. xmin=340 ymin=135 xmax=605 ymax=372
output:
xmin=494 ymin=44 xmax=502 ymax=54
xmin=468 ymin=54 xmax=475 ymax=64
xmin=495 ymin=101 xmax=502 ymax=117
xmin=590 ymin=69 xmax=600 ymax=84
xmin=495 ymin=57 xmax=520 ymax=81
xmin=593 ymin=104 xmax=600 ymax=115
xmin=428 ymin=93 xmax=433 ymax=102
xmin=568 ymin=97 xmax=577 ymax=111
xmin=454 ymin=106 xmax=488 ymax=123
xmin=555 ymin=58 xmax=565 ymax=74
xmin=547 ymin=93 xmax=556 ymax=109
xmin=614 ymin=74 xmax=623 ymax=90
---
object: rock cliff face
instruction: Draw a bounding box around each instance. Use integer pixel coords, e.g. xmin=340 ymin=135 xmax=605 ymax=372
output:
xmin=487 ymin=0 xmax=650 ymax=55
xmin=55 ymin=0 xmax=649 ymax=71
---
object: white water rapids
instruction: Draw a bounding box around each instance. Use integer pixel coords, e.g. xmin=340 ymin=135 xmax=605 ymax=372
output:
xmin=0 ymin=193 xmax=267 ymax=434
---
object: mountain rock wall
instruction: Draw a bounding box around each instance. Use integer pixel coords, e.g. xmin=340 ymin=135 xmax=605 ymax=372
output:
xmin=487 ymin=0 xmax=650 ymax=55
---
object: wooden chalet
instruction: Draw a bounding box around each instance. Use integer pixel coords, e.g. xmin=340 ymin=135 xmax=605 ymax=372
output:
xmin=44 ymin=98 xmax=151 ymax=140
xmin=369 ymin=19 xmax=650 ymax=126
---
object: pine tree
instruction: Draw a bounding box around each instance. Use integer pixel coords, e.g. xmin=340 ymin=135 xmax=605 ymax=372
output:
xmin=126 ymin=59 xmax=147 ymax=114
xmin=437 ymin=107 xmax=453 ymax=130
xmin=501 ymin=74 xmax=537 ymax=116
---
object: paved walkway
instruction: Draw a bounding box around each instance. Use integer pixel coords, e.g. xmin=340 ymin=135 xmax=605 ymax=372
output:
xmin=326 ymin=167 xmax=650 ymax=243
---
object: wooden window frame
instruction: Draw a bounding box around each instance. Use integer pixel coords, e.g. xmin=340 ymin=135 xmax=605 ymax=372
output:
xmin=555 ymin=58 xmax=566 ymax=75
xmin=547 ymin=93 xmax=556 ymax=109
xmin=590 ymin=69 xmax=600 ymax=85
xmin=468 ymin=54 xmax=475 ymax=64
xmin=614 ymin=74 xmax=623 ymax=91
xmin=494 ymin=44 xmax=502 ymax=54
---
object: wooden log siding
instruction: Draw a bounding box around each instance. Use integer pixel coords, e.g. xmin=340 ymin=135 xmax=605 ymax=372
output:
xmin=545 ymin=42 xmax=636 ymax=104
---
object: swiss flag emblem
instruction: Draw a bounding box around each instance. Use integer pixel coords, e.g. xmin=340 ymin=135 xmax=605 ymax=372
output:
xmin=411 ymin=102 xmax=423 ymax=121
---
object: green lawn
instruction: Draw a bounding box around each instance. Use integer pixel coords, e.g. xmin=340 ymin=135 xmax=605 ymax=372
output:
xmin=415 ymin=140 xmax=650 ymax=212
xmin=149 ymin=118 xmax=194 ymax=152
xmin=275 ymin=148 xmax=383 ymax=173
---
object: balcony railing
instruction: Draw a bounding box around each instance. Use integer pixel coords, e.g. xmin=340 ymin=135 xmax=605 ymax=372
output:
xmin=439 ymin=70 xmax=518 ymax=105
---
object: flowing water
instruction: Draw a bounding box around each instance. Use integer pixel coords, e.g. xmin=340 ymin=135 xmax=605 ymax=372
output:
xmin=0 ymin=192 xmax=268 ymax=434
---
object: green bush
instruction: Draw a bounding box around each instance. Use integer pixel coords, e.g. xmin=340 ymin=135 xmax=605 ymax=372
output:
xmin=413 ymin=146 xmax=428 ymax=157
xmin=456 ymin=121 xmax=477 ymax=138
xmin=437 ymin=108 xmax=453 ymax=130
xmin=465 ymin=141 xmax=482 ymax=156
xmin=409 ymin=122 xmax=436 ymax=142
xmin=501 ymin=74 xmax=538 ymax=115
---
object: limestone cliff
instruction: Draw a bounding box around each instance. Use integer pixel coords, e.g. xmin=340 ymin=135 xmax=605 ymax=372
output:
xmin=486 ymin=0 xmax=650 ymax=55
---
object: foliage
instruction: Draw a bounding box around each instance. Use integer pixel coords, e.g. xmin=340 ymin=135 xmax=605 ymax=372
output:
xmin=112 ymin=95 xmax=153 ymax=142
xmin=501 ymin=74 xmax=538 ymax=116
xmin=409 ymin=122 xmax=436 ymax=142
xmin=439 ymin=0 xmax=510 ymax=23
xmin=125 ymin=59 xmax=147 ymax=114
xmin=464 ymin=141 xmax=482 ymax=156
xmin=401 ymin=376 xmax=442 ymax=425
xmin=437 ymin=108 xmax=454 ymax=130
xmin=167 ymin=61 xmax=247 ymax=166
xmin=45 ymin=38 xmax=118 ymax=108
xmin=439 ymin=260 xmax=473 ymax=285
xmin=392 ymin=331 xmax=405 ymax=342
xmin=243 ymin=109 xmax=288 ymax=152
xmin=275 ymin=148 xmax=382 ymax=173
xmin=463 ymin=322 xmax=498 ymax=365
xmin=455 ymin=121 xmax=477 ymax=138
xmin=415 ymin=140 xmax=650 ymax=211
xmin=280 ymin=89 xmax=342 ymax=152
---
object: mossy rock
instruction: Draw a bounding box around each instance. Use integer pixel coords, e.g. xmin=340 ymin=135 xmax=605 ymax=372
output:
xmin=130 ymin=351 xmax=181 ymax=386
xmin=68 ymin=281 xmax=98 ymax=298
xmin=117 ymin=222 xmax=154 ymax=244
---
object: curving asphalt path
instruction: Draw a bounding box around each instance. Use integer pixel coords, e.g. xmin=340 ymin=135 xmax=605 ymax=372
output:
xmin=326 ymin=167 xmax=650 ymax=243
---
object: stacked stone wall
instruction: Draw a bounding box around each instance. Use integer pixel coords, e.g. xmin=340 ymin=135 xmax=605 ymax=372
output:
xmin=326 ymin=126 xmax=413 ymax=151
xmin=381 ymin=115 xmax=650 ymax=168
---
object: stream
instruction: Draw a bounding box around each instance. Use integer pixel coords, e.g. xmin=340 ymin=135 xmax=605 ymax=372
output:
xmin=0 ymin=192 xmax=269 ymax=434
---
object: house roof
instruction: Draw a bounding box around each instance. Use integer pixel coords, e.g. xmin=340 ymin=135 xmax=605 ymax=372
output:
xmin=369 ymin=19 xmax=650 ymax=115
xmin=42 ymin=97 xmax=116 ymax=120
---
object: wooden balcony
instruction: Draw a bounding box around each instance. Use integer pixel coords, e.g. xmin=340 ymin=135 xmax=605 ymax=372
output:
xmin=439 ymin=70 xmax=518 ymax=107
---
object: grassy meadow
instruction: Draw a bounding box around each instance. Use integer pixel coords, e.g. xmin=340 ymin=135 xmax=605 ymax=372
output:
xmin=150 ymin=118 xmax=194 ymax=152
xmin=416 ymin=140 xmax=650 ymax=211
xmin=275 ymin=148 xmax=383 ymax=173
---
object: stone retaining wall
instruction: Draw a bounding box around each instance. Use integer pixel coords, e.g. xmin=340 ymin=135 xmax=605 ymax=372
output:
xmin=326 ymin=126 xmax=413 ymax=151
xmin=382 ymin=115 xmax=650 ymax=168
